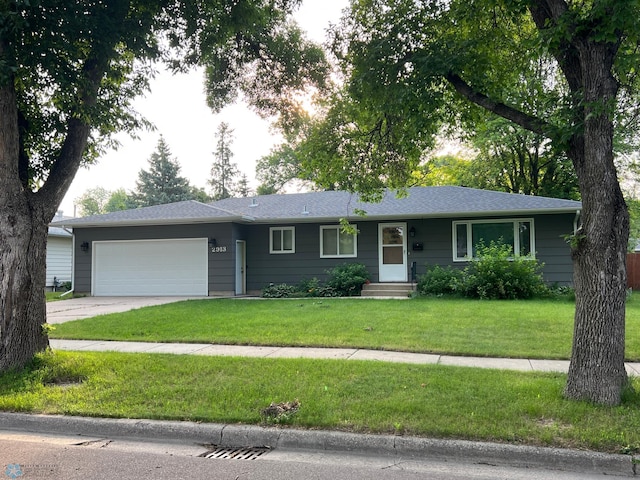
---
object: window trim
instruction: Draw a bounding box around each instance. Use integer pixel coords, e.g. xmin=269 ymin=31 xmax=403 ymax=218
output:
xmin=452 ymin=218 xmax=535 ymax=261
xmin=269 ymin=226 xmax=295 ymax=254
xmin=320 ymin=225 xmax=358 ymax=258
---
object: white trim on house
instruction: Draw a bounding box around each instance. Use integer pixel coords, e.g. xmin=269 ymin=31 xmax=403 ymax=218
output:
xmin=269 ymin=226 xmax=295 ymax=254
xmin=452 ymin=218 xmax=536 ymax=262
xmin=320 ymin=225 xmax=358 ymax=258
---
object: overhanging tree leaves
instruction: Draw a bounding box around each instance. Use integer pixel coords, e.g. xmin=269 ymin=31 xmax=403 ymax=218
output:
xmin=0 ymin=0 xmax=327 ymax=372
xmin=307 ymin=0 xmax=640 ymax=405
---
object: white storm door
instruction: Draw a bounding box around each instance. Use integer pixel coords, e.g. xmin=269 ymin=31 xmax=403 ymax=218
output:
xmin=378 ymin=223 xmax=407 ymax=282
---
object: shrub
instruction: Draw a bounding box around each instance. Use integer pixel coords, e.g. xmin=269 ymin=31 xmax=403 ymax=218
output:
xmin=325 ymin=263 xmax=370 ymax=296
xmin=262 ymin=283 xmax=298 ymax=298
xmin=297 ymin=278 xmax=319 ymax=297
xmin=462 ymin=242 xmax=547 ymax=300
xmin=297 ymin=278 xmax=340 ymax=298
xmin=545 ymin=284 xmax=576 ymax=301
xmin=417 ymin=265 xmax=464 ymax=296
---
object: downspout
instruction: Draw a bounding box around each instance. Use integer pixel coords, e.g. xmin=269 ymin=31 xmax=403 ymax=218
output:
xmin=573 ymin=209 xmax=581 ymax=234
xmin=68 ymin=230 xmax=76 ymax=295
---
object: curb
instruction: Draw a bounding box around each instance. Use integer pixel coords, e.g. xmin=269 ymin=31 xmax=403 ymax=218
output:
xmin=0 ymin=412 xmax=637 ymax=476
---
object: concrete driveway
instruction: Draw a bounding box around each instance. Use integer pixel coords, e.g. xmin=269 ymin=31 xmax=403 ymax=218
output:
xmin=46 ymin=296 xmax=205 ymax=324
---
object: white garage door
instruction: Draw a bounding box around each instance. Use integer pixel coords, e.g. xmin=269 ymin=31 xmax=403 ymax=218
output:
xmin=93 ymin=238 xmax=208 ymax=296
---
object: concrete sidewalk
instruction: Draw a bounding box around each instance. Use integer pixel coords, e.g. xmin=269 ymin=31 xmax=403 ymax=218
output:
xmin=47 ymin=297 xmax=640 ymax=375
xmin=49 ymin=339 xmax=640 ymax=376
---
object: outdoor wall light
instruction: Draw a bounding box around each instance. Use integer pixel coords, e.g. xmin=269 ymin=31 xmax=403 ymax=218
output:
xmin=80 ymin=241 xmax=90 ymax=252
xmin=208 ymin=238 xmax=217 ymax=248
xmin=409 ymin=226 xmax=416 ymax=237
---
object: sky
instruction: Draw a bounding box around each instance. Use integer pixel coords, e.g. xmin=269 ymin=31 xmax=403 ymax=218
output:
xmin=59 ymin=0 xmax=348 ymax=216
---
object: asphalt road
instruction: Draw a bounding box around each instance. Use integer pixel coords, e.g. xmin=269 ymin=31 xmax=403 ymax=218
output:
xmin=0 ymin=431 xmax=634 ymax=480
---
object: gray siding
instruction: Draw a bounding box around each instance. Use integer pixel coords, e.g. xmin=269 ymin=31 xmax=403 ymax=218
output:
xmin=72 ymin=212 xmax=576 ymax=295
xmin=406 ymin=214 xmax=575 ymax=285
xmin=244 ymin=222 xmax=379 ymax=292
xmin=73 ymin=224 xmax=235 ymax=295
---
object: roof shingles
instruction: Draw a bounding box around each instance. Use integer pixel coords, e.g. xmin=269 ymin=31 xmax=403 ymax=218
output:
xmin=52 ymin=187 xmax=582 ymax=228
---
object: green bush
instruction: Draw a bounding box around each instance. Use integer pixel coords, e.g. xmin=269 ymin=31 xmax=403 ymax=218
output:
xmin=462 ymin=242 xmax=547 ymax=300
xmin=325 ymin=263 xmax=370 ymax=297
xmin=297 ymin=278 xmax=340 ymax=298
xmin=417 ymin=265 xmax=464 ymax=296
xmin=261 ymin=264 xmax=370 ymax=298
xmin=545 ymin=284 xmax=576 ymax=301
xmin=262 ymin=283 xmax=299 ymax=298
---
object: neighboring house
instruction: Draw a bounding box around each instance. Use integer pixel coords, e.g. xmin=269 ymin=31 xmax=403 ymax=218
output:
xmin=52 ymin=186 xmax=582 ymax=297
xmin=46 ymin=211 xmax=73 ymax=291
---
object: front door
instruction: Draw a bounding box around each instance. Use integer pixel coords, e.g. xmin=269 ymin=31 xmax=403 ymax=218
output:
xmin=235 ymin=240 xmax=246 ymax=295
xmin=378 ymin=223 xmax=407 ymax=282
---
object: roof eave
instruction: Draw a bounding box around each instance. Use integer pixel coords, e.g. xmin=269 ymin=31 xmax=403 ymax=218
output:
xmin=54 ymin=206 xmax=581 ymax=228
xmin=55 ymin=216 xmax=246 ymax=229
xmin=234 ymin=207 xmax=581 ymax=224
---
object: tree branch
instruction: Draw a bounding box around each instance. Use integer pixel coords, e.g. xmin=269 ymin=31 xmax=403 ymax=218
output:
xmin=445 ymin=73 xmax=549 ymax=136
xmin=527 ymin=0 xmax=583 ymax=92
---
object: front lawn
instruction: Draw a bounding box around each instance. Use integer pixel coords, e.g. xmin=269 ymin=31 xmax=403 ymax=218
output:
xmin=51 ymin=296 xmax=640 ymax=361
xmin=1 ymin=350 xmax=639 ymax=454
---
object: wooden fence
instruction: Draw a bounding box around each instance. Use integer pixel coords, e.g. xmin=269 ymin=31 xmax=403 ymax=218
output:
xmin=628 ymin=253 xmax=640 ymax=289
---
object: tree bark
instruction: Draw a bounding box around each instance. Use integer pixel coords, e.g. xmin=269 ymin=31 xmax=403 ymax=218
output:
xmin=447 ymin=13 xmax=629 ymax=404
xmin=0 ymin=28 xmax=105 ymax=371
xmin=0 ymin=201 xmax=51 ymax=371
xmin=0 ymin=68 xmax=51 ymax=370
xmin=563 ymin=42 xmax=629 ymax=406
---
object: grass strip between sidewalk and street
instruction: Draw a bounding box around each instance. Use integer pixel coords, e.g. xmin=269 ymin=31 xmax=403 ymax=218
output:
xmin=50 ymin=296 xmax=640 ymax=361
xmin=0 ymin=350 xmax=639 ymax=455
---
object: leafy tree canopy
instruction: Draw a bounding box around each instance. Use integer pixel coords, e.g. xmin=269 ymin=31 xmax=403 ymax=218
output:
xmin=0 ymin=0 xmax=329 ymax=373
xmin=4 ymin=0 xmax=328 ymax=200
xmin=284 ymin=0 xmax=640 ymax=406
xmin=75 ymin=187 xmax=135 ymax=216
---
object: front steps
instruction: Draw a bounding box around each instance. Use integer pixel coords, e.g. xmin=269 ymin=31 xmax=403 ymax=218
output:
xmin=361 ymin=282 xmax=416 ymax=298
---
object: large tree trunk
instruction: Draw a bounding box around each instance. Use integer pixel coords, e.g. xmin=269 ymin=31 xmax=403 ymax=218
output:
xmin=563 ymin=43 xmax=629 ymax=406
xmin=0 ymin=201 xmax=51 ymax=371
xmin=0 ymin=69 xmax=52 ymax=370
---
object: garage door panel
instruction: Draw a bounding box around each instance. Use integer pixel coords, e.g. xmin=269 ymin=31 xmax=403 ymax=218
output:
xmin=93 ymin=239 xmax=207 ymax=296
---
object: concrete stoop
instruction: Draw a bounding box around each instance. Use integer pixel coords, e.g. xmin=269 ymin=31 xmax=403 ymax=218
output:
xmin=361 ymin=282 xmax=416 ymax=298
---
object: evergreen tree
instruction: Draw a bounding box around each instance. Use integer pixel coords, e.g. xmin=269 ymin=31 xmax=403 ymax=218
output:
xmin=237 ymin=174 xmax=251 ymax=197
xmin=208 ymin=123 xmax=239 ymax=200
xmin=132 ymin=137 xmax=192 ymax=207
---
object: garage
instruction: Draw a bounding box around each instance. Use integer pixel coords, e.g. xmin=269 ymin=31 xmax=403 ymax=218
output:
xmin=92 ymin=238 xmax=208 ymax=296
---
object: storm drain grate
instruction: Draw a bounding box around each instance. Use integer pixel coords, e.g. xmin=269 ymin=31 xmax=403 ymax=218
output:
xmin=201 ymin=446 xmax=270 ymax=460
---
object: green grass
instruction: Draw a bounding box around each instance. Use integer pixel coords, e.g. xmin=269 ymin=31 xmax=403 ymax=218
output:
xmin=1 ymin=350 xmax=639 ymax=454
xmin=51 ymin=295 xmax=640 ymax=361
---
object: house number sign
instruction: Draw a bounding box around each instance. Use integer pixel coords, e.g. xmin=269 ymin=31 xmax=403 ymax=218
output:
xmin=211 ymin=246 xmax=227 ymax=253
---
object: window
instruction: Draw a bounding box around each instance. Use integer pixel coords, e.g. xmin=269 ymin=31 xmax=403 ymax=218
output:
xmin=270 ymin=227 xmax=295 ymax=254
xmin=320 ymin=225 xmax=357 ymax=258
xmin=452 ymin=219 xmax=534 ymax=261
